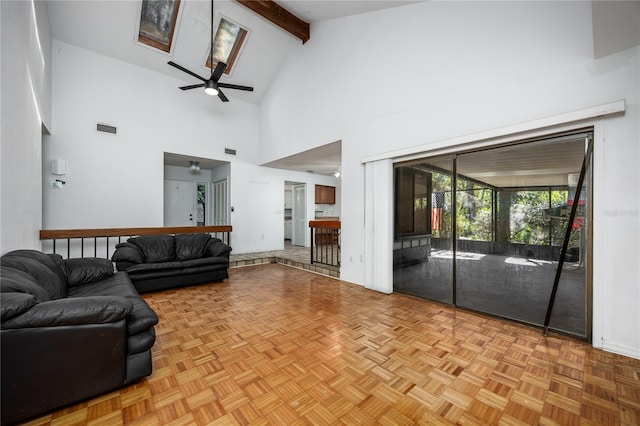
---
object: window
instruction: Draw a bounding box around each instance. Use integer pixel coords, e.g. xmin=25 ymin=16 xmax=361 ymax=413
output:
xmin=137 ymin=0 xmax=182 ymax=53
xmin=205 ymin=16 xmax=248 ymax=75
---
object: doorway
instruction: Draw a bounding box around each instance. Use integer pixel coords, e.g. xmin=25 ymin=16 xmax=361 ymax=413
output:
xmin=393 ymin=132 xmax=592 ymax=339
xmin=292 ymin=183 xmax=306 ymax=246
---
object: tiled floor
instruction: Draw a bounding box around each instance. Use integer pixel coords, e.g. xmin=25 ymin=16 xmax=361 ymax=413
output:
xmin=229 ymin=241 xmax=340 ymax=278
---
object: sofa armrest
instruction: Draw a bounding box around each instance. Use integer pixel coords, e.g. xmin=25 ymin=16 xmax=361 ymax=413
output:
xmin=112 ymin=243 xmax=144 ymax=271
xmin=1 ymin=296 xmax=133 ymax=329
xmin=205 ymin=240 xmax=232 ymax=258
xmin=64 ymin=258 xmax=115 ymax=287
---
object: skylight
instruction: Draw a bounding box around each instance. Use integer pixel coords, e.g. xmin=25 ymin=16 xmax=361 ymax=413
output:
xmin=205 ymin=16 xmax=248 ymax=75
xmin=137 ymin=0 xmax=181 ymax=54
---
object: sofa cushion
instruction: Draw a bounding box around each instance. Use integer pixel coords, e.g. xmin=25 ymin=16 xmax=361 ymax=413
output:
xmin=65 ymin=258 xmax=115 ymax=287
xmin=68 ymin=272 xmax=140 ymax=299
xmin=1 ymin=296 xmax=132 ymax=329
xmin=47 ymin=253 xmax=69 ymax=283
xmin=2 ymin=251 xmax=67 ymax=283
xmin=175 ymin=233 xmax=211 ymax=261
xmin=128 ymin=235 xmax=175 ymax=263
xmin=123 ymin=261 xmax=184 ymax=274
xmin=1 ymin=252 xmax=67 ymax=299
xmin=1 ymin=293 xmax=38 ymax=322
xmin=0 ymin=267 xmax=51 ymax=302
xmin=67 ymin=272 xmax=158 ymax=336
xmin=181 ymin=257 xmax=228 ymax=268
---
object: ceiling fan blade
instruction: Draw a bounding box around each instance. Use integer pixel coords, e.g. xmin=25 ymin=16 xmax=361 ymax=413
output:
xmin=217 ymin=83 xmax=254 ymax=92
xmin=168 ymin=61 xmax=207 ymax=82
xmin=211 ymin=61 xmax=227 ymax=82
xmin=179 ymin=84 xmax=205 ymax=90
xmin=218 ymin=89 xmax=229 ymax=102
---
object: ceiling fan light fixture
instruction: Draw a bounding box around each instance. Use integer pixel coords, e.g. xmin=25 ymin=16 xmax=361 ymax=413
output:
xmin=204 ymin=80 xmax=219 ymax=96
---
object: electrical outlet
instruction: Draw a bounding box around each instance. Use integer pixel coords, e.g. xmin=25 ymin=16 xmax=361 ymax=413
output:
xmin=349 ymin=256 xmax=353 ymax=262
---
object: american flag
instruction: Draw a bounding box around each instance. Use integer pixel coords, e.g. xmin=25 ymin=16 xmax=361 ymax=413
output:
xmin=432 ymin=192 xmax=445 ymax=231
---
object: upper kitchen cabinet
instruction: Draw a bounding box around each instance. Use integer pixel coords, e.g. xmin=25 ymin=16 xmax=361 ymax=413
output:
xmin=315 ymin=185 xmax=336 ymax=204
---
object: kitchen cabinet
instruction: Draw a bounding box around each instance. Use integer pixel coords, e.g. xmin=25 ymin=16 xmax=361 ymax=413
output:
xmin=315 ymin=185 xmax=336 ymax=204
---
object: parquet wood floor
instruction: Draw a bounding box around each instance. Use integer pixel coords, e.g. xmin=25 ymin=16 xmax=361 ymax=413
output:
xmin=22 ymin=264 xmax=640 ymax=425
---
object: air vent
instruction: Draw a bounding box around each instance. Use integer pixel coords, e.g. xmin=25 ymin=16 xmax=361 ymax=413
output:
xmin=96 ymin=123 xmax=117 ymax=134
xmin=225 ymin=148 xmax=237 ymax=155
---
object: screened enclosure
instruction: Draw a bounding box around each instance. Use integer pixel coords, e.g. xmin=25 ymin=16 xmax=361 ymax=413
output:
xmin=393 ymin=132 xmax=592 ymax=339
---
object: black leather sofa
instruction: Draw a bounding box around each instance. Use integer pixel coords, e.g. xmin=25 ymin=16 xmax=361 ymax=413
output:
xmin=0 ymin=249 xmax=159 ymax=425
xmin=111 ymin=233 xmax=231 ymax=293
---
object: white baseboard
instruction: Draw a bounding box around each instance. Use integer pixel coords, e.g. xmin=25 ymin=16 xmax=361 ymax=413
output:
xmin=600 ymin=340 xmax=640 ymax=360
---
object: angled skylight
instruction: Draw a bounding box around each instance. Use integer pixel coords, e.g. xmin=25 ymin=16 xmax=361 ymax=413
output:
xmin=205 ymin=16 xmax=248 ymax=75
xmin=137 ymin=0 xmax=181 ymax=53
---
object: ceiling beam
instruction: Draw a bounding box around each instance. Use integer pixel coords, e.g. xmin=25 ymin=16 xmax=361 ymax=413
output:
xmin=236 ymin=0 xmax=310 ymax=44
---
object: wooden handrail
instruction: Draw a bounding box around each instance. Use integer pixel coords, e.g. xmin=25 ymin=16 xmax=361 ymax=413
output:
xmin=309 ymin=221 xmax=341 ymax=228
xmin=40 ymin=226 xmax=232 ymax=240
xmin=309 ymin=221 xmax=341 ymax=268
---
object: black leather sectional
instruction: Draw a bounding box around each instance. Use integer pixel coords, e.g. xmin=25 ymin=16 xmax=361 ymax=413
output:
xmin=0 ymin=249 xmax=159 ymax=425
xmin=111 ymin=233 xmax=231 ymax=293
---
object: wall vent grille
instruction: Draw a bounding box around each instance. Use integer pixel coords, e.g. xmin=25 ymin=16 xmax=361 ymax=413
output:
xmin=225 ymin=148 xmax=237 ymax=155
xmin=97 ymin=123 xmax=117 ymax=134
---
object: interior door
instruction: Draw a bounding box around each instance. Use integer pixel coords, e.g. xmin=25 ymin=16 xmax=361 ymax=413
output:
xmin=213 ymin=178 xmax=229 ymax=226
xmin=164 ymin=179 xmax=195 ymax=226
xmin=292 ymin=184 xmax=306 ymax=246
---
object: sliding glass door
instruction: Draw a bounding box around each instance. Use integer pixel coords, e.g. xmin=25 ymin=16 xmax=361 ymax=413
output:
xmin=393 ymin=133 xmax=591 ymax=339
xmin=393 ymin=156 xmax=453 ymax=304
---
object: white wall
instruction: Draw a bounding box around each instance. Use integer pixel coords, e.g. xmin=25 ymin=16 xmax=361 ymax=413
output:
xmin=229 ymin=161 xmax=339 ymax=253
xmin=43 ymin=40 xmax=339 ymax=255
xmin=1 ymin=0 xmax=52 ymax=254
xmin=259 ymin=2 xmax=640 ymax=358
xmin=164 ymin=164 xmax=213 ymax=183
xmin=43 ymin=40 xmax=259 ymax=229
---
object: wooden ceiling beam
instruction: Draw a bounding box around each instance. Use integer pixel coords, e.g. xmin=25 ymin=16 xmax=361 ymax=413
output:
xmin=236 ymin=0 xmax=310 ymax=44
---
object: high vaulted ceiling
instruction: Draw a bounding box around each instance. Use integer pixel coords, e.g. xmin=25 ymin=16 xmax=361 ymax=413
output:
xmin=47 ymin=1 xmax=419 ymax=105
xmin=47 ymin=1 xmax=418 ymax=175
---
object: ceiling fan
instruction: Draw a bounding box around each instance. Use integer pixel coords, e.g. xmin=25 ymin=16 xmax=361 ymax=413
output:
xmin=167 ymin=0 xmax=253 ymax=102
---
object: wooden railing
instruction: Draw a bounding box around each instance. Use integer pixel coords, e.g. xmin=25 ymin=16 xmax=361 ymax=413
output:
xmin=39 ymin=226 xmax=232 ymax=259
xmin=309 ymin=220 xmax=340 ymax=267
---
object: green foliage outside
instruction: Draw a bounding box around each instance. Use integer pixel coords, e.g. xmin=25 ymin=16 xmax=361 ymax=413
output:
xmin=422 ymin=171 xmax=573 ymax=246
